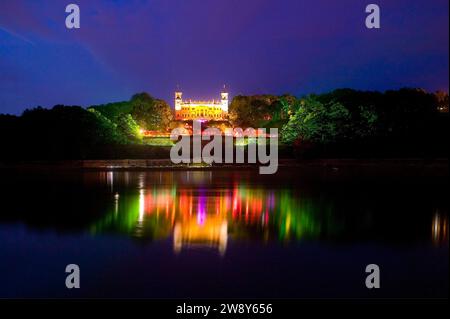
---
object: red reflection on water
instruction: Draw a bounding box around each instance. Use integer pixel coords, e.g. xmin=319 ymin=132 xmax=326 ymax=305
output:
xmin=140 ymin=186 xmax=270 ymax=227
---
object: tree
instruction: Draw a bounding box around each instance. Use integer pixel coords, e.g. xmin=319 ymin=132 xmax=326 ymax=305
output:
xmin=434 ymin=91 xmax=449 ymax=113
xmin=86 ymin=108 xmax=128 ymax=145
xmin=89 ymin=92 xmax=174 ymax=133
xmin=281 ymin=97 xmax=350 ymax=144
xmin=116 ymin=113 xmax=142 ymax=143
xmin=130 ymin=93 xmax=173 ymax=131
xmin=0 ymin=105 xmax=131 ymax=160
xmin=353 ymin=105 xmax=378 ymax=138
xmin=229 ymin=95 xmax=292 ymax=128
xmin=88 ymin=101 xmax=133 ymax=121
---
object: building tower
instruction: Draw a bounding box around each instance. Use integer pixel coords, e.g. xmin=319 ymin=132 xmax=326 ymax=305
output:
xmin=175 ymin=91 xmax=182 ymax=111
xmin=221 ymin=86 xmax=228 ymax=113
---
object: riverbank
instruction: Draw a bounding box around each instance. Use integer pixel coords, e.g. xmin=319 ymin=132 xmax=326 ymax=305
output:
xmin=0 ymin=158 xmax=448 ymax=177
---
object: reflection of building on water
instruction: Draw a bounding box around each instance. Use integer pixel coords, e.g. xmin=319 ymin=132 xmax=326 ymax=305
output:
xmin=91 ymin=175 xmax=322 ymax=253
xmin=173 ymin=190 xmax=229 ymax=254
xmin=173 ymin=220 xmax=228 ymax=255
xmin=432 ymin=212 xmax=449 ymax=245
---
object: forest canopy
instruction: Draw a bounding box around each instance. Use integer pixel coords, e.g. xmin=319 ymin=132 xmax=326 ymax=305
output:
xmin=0 ymin=93 xmax=173 ymax=160
xmin=0 ymin=88 xmax=447 ymax=160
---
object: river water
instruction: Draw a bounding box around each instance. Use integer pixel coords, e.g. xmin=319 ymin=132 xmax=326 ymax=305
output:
xmin=0 ymin=168 xmax=447 ymax=298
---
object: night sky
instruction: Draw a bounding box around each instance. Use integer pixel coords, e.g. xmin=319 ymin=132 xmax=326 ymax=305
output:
xmin=0 ymin=0 xmax=448 ymax=115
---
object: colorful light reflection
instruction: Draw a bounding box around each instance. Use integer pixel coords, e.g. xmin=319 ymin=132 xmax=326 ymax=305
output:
xmin=91 ymin=183 xmax=326 ymax=254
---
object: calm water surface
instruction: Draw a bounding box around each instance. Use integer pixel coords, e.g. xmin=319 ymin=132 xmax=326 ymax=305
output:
xmin=0 ymin=168 xmax=448 ymax=298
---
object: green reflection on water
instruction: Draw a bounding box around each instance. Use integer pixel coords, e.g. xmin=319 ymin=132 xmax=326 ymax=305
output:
xmin=90 ymin=183 xmax=337 ymax=252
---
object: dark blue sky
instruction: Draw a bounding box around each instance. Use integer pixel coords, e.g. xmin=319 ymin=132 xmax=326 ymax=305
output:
xmin=0 ymin=0 xmax=448 ymax=115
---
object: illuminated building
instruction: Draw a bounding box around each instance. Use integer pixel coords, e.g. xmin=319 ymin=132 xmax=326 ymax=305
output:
xmin=174 ymin=88 xmax=228 ymax=121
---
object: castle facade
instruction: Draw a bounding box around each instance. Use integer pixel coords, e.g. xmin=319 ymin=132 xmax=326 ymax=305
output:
xmin=174 ymin=89 xmax=228 ymax=121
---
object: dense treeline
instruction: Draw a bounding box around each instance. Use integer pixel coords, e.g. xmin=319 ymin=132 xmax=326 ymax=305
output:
xmin=89 ymin=92 xmax=173 ymax=133
xmin=0 ymin=88 xmax=448 ymax=160
xmin=1 ymin=105 xmax=127 ymax=160
xmin=229 ymin=88 xmax=448 ymax=158
xmin=0 ymin=93 xmax=173 ymax=160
